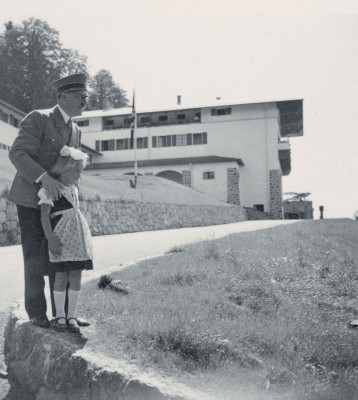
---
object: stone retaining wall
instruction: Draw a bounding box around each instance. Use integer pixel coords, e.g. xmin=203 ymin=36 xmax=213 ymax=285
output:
xmin=244 ymin=207 xmax=273 ymax=221
xmin=0 ymin=196 xmax=248 ymax=246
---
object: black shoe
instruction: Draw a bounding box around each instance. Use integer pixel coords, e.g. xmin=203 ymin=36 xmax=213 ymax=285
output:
xmin=52 ymin=317 xmax=67 ymax=332
xmin=75 ymin=317 xmax=90 ymax=327
xmin=0 ymin=370 xmax=8 ymax=379
xmin=31 ymin=316 xmax=50 ymax=328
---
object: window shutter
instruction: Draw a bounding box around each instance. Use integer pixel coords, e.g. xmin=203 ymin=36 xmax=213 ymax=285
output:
xmin=211 ymin=109 xmax=216 ymax=116
xmin=203 ymin=132 xmax=207 ymax=144
xmin=109 ymin=139 xmax=115 ymax=150
xmin=186 ymin=133 xmax=192 ymax=145
xmin=95 ymin=141 xmax=100 ymax=151
xmin=152 ymin=136 xmax=157 ymax=148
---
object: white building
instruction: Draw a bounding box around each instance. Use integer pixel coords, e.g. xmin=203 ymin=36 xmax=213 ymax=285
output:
xmin=0 ymin=99 xmax=25 ymax=151
xmin=75 ymin=98 xmax=303 ymax=219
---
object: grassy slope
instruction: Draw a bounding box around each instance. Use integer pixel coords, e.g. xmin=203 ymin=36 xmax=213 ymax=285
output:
xmin=81 ymin=219 xmax=358 ymax=400
xmin=0 ymin=150 xmax=230 ymax=206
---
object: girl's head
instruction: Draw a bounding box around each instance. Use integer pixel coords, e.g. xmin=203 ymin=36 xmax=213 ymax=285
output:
xmin=50 ymin=146 xmax=88 ymax=185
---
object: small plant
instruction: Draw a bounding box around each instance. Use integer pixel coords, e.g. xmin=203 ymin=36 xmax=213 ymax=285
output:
xmin=159 ymin=272 xmax=202 ymax=286
xmin=97 ymin=274 xmax=129 ymax=295
xmin=165 ymin=247 xmax=185 ymax=254
xmin=203 ymin=240 xmax=220 ymax=260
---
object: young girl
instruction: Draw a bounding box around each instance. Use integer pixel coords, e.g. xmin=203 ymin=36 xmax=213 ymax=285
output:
xmin=38 ymin=145 xmax=93 ymax=333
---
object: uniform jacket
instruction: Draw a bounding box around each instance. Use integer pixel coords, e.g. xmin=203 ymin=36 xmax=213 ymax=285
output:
xmin=8 ymin=105 xmax=81 ymax=208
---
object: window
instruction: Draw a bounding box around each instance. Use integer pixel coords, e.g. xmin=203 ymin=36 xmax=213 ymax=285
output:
xmin=193 ymin=132 xmax=208 ymax=145
xmin=105 ymin=119 xmax=114 ymax=126
xmin=137 ymin=137 xmax=148 ymax=149
xmin=158 ymin=136 xmax=167 ymax=148
xmin=177 ymin=113 xmax=185 ymax=120
xmin=77 ymin=119 xmax=89 ymax=127
xmin=211 ymin=108 xmax=231 ymax=116
xmin=203 ymin=171 xmax=215 ymax=180
xmin=145 ymin=172 xmax=153 ymax=176
xmin=116 ymin=139 xmax=130 ymax=150
xmin=100 ymin=140 xmax=115 ymax=151
xmin=159 ymin=115 xmax=168 ymax=122
xmin=254 ymin=204 xmax=264 ymax=212
xmin=176 ymin=134 xmax=187 ymax=146
xmin=101 ymin=141 xmax=109 ymax=151
xmin=152 ymin=133 xmax=207 ymax=148
xmin=0 ymin=109 xmax=9 ymax=123
xmin=2 ymin=143 xmax=7 ymax=150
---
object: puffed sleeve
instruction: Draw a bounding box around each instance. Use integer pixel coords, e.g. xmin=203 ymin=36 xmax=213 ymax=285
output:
xmin=38 ymin=187 xmax=54 ymax=206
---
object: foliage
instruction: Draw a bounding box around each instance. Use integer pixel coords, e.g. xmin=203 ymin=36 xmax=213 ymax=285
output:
xmin=0 ymin=18 xmax=87 ymax=113
xmin=0 ymin=19 xmax=129 ymax=113
xmin=88 ymin=69 xmax=129 ymax=110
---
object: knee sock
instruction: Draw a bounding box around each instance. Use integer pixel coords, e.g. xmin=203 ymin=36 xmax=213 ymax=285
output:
xmin=67 ymin=289 xmax=81 ymax=324
xmin=53 ymin=291 xmax=66 ymax=323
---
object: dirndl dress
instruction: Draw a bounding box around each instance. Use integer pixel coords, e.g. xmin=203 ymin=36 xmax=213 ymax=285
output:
xmin=38 ymin=185 xmax=93 ymax=273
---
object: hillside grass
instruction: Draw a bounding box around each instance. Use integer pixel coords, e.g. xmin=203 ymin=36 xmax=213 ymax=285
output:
xmin=0 ymin=150 xmax=230 ymax=207
xmin=80 ymin=219 xmax=358 ymax=400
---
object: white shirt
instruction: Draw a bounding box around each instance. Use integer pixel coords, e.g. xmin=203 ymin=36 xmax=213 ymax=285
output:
xmin=58 ymin=105 xmax=71 ymax=124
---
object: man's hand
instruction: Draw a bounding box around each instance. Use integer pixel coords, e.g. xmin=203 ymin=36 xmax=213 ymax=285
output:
xmin=48 ymin=235 xmax=63 ymax=257
xmin=40 ymin=173 xmax=65 ymax=201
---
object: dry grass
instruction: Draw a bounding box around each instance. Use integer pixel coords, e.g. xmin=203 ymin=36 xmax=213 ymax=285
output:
xmin=80 ymin=172 xmax=230 ymax=206
xmin=80 ymin=219 xmax=358 ymax=400
xmin=0 ymin=150 xmax=230 ymax=206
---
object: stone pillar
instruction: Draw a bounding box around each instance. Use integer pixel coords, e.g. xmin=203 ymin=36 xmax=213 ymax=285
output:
xmin=269 ymin=169 xmax=283 ymax=219
xmin=182 ymin=170 xmax=191 ymax=188
xmin=227 ymin=168 xmax=240 ymax=206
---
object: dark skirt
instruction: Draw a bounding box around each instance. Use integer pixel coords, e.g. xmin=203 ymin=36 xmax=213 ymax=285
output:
xmin=49 ymin=259 xmax=93 ymax=273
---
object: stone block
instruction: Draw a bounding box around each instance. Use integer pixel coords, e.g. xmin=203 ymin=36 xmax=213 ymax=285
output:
xmin=0 ymin=198 xmax=7 ymax=211
xmin=0 ymin=211 xmax=6 ymax=223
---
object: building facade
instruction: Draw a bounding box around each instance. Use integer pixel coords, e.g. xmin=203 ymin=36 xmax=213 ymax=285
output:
xmin=283 ymin=200 xmax=314 ymax=219
xmin=0 ymin=99 xmax=25 ymax=152
xmin=74 ymin=99 xmax=303 ymax=219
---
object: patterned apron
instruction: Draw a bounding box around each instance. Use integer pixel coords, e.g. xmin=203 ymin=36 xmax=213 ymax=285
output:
xmin=49 ymin=186 xmax=93 ymax=263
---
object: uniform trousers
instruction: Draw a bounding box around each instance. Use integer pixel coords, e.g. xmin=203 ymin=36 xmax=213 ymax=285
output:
xmin=16 ymin=205 xmax=67 ymax=319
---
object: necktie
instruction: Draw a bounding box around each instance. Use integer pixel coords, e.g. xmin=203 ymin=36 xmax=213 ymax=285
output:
xmin=67 ymin=118 xmax=73 ymax=145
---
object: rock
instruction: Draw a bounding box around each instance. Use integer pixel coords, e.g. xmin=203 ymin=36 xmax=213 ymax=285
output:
xmin=4 ymin=305 xmax=208 ymax=400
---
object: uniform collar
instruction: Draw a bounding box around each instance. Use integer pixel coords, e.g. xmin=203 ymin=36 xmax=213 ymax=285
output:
xmin=58 ymin=105 xmax=71 ymax=124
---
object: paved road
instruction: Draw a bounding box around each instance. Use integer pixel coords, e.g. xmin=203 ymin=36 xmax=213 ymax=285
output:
xmin=0 ymin=220 xmax=298 ymax=398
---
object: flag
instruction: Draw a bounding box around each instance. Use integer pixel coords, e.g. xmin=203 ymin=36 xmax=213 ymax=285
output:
xmin=130 ymin=91 xmax=135 ymax=149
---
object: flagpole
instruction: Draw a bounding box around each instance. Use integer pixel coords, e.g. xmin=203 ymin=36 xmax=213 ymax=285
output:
xmin=133 ymin=88 xmax=137 ymax=188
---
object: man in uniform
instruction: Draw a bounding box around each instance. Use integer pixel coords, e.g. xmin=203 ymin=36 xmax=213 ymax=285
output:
xmin=9 ymin=73 xmax=91 ymax=328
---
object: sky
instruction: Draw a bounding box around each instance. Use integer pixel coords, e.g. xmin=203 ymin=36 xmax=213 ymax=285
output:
xmin=1 ymin=0 xmax=358 ymax=219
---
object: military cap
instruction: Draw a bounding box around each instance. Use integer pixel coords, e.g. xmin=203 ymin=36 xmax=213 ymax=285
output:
xmin=51 ymin=73 xmax=88 ymax=95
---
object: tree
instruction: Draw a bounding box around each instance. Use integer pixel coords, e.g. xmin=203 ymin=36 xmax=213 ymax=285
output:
xmin=88 ymin=69 xmax=129 ymax=110
xmin=0 ymin=18 xmax=87 ymax=113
